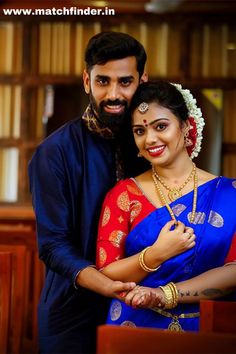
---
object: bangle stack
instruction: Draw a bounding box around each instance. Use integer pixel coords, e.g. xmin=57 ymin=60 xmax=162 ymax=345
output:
xmin=138 ymin=246 xmax=161 ymax=273
xmin=159 ymin=282 xmax=178 ymax=309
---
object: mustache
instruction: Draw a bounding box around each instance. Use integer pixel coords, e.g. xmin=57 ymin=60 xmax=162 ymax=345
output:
xmin=101 ymin=99 xmax=127 ymax=107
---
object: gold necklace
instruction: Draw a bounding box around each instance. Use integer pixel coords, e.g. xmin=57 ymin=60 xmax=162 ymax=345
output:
xmin=152 ymin=167 xmax=198 ymax=224
xmin=152 ymin=163 xmax=196 ymax=202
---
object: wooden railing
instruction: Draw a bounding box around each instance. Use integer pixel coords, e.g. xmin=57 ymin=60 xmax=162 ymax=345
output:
xmin=96 ymin=324 xmax=236 ymax=354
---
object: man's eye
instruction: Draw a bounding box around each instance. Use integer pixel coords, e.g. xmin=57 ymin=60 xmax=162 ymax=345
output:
xmin=97 ymin=79 xmax=108 ymax=85
xmin=120 ymin=79 xmax=132 ymax=86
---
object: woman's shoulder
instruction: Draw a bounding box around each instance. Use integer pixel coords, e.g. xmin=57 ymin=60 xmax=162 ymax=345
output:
xmin=198 ymin=168 xmax=236 ymax=191
xmin=105 ymin=178 xmax=143 ymax=201
xmin=113 ymin=177 xmax=142 ymax=192
xmin=219 ymin=175 xmax=236 ymax=191
xmin=197 ymin=168 xmax=217 ymax=185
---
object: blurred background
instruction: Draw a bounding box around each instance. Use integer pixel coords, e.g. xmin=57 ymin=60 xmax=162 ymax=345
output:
xmin=0 ymin=0 xmax=236 ymax=205
xmin=0 ymin=1 xmax=235 ymax=352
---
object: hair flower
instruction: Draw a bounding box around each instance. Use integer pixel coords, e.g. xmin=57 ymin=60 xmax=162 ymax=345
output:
xmin=171 ymin=83 xmax=205 ymax=159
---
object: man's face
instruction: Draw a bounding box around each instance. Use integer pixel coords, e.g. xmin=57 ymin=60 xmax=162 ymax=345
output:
xmin=83 ymin=56 xmax=147 ymax=132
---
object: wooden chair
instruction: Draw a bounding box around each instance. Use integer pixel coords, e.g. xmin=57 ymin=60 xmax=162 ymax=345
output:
xmin=200 ymin=299 xmax=236 ymax=334
xmin=0 ymin=244 xmax=27 ymax=354
xmin=0 ymin=206 xmax=35 ymax=231
xmin=0 ymin=252 xmax=12 ymax=354
xmin=0 ymin=229 xmax=44 ymax=354
xmin=96 ymin=325 xmax=236 ymax=354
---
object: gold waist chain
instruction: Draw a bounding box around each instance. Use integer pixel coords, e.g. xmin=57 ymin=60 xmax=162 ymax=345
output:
xmin=151 ymin=307 xmax=200 ymax=332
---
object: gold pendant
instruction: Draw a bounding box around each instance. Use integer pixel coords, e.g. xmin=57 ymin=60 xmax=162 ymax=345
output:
xmin=168 ymin=318 xmax=183 ymax=332
xmin=168 ymin=189 xmax=182 ymax=202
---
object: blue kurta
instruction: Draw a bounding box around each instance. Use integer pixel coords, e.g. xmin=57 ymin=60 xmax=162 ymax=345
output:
xmin=28 ymin=117 xmax=118 ymax=353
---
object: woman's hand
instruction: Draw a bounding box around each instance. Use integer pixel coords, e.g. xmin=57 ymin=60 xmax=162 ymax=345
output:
xmin=121 ymin=285 xmax=165 ymax=309
xmin=150 ymin=220 xmax=196 ymax=263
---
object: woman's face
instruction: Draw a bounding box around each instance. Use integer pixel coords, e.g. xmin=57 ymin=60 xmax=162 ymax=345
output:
xmin=132 ymin=102 xmax=187 ymax=167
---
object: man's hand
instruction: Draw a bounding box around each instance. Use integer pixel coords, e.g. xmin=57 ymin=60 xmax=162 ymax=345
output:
xmin=76 ymin=266 xmax=136 ymax=297
xmin=110 ymin=280 xmax=136 ymax=299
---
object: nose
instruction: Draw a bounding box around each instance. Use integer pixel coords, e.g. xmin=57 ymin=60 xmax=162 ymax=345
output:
xmin=107 ymin=83 xmax=121 ymax=101
xmin=145 ymin=128 xmax=158 ymax=146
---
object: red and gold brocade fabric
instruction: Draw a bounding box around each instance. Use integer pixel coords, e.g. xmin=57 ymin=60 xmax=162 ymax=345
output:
xmin=225 ymin=232 xmax=236 ymax=263
xmin=96 ymin=178 xmax=155 ymax=269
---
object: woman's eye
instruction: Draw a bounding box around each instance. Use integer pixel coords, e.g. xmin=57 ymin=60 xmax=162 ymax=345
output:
xmin=133 ymin=128 xmax=144 ymax=136
xmin=156 ymin=123 xmax=167 ymax=131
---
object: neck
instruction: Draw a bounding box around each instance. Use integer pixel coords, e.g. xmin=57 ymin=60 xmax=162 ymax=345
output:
xmin=152 ymin=157 xmax=197 ymax=206
xmin=152 ymin=157 xmax=194 ymax=185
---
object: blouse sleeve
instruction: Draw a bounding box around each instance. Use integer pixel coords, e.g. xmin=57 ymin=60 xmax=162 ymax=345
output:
xmin=96 ymin=181 xmax=131 ymax=269
xmin=225 ymin=232 xmax=236 ymax=264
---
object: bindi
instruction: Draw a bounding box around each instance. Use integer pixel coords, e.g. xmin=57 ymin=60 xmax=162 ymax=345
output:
xmin=143 ymin=119 xmax=148 ymax=127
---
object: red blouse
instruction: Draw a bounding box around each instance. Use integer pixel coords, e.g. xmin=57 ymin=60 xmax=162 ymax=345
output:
xmin=96 ymin=178 xmax=154 ymax=269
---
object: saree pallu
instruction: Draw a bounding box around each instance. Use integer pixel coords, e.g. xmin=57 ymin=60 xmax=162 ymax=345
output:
xmin=107 ymin=176 xmax=236 ymax=331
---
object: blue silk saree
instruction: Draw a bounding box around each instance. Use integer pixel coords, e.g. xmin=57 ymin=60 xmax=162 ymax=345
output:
xmin=106 ymin=176 xmax=236 ymax=331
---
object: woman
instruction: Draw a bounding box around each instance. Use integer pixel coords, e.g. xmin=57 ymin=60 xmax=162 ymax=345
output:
xmin=96 ymin=80 xmax=236 ymax=331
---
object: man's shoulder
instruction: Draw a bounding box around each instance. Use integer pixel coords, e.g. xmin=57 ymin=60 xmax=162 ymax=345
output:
xmin=29 ymin=118 xmax=85 ymax=166
xmin=41 ymin=117 xmax=83 ymax=147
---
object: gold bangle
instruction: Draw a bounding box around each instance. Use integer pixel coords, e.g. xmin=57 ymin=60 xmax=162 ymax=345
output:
xmin=167 ymin=282 xmax=178 ymax=309
xmin=159 ymin=282 xmax=178 ymax=309
xmin=159 ymin=284 xmax=174 ymax=309
xmin=138 ymin=246 xmax=161 ymax=273
xmin=168 ymin=282 xmax=178 ymax=308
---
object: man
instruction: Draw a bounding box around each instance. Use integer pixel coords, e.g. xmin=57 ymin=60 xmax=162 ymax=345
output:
xmin=28 ymin=31 xmax=148 ymax=354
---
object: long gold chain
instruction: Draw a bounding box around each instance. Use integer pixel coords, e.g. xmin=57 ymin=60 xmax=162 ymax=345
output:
xmin=152 ymin=167 xmax=198 ymax=224
xmin=191 ymin=169 xmax=198 ymax=223
xmin=152 ymin=174 xmax=177 ymax=222
xmin=152 ymin=163 xmax=196 ymax=202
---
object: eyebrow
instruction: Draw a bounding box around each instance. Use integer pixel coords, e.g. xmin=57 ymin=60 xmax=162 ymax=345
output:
xmin=95 ymin=75 xmax=134 ymax=81
xmin=132 ymin=118 xmax=169 ymax=127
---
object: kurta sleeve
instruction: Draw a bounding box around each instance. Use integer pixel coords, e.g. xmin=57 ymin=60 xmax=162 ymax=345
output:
xmin=96 ymin=180 xmax=131 ymax=269
xmin=28 ymin=140 xmax=93 ymax=285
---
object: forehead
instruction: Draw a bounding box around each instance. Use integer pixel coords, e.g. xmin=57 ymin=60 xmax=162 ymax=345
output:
xmin=90 ymin=56 xmax=138 ymax=79
xmin=132 ymin=102 xmax=177 ymax=123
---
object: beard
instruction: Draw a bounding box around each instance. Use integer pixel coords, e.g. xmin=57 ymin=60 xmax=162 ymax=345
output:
xmin=89 ymin=92 xmax=129 ymax=134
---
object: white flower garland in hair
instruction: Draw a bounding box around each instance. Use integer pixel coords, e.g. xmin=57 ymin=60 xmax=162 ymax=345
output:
xmin=171 ymin=83 xmax=205 ymax=159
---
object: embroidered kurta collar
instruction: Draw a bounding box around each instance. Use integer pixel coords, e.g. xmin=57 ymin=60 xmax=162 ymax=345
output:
xmin=82 ymin=104 xmax=114 ymax=139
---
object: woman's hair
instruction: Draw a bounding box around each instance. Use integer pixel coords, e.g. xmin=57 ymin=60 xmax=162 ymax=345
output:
xmin=85 ymin=31 xmax=147 ymax=77
xmin=129 ymin=80 xmax=189 ymax=122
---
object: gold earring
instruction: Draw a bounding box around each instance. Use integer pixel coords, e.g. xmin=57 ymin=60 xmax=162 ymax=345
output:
xmin=184 ymin=128 xmax=193 ymax=147
xmin=137 ymin=152 xmax=142 ymax=157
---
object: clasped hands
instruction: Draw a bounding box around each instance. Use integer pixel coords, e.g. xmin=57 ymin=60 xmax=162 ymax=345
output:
xmin=110 ymin=220 xmax=195 ymax=308
xmin=118 ymin=285 xmax=166 ymax=309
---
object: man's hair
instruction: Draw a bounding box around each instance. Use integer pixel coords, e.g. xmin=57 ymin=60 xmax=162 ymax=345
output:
xmin=85 ymin=31 xmax=147 ymax=77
